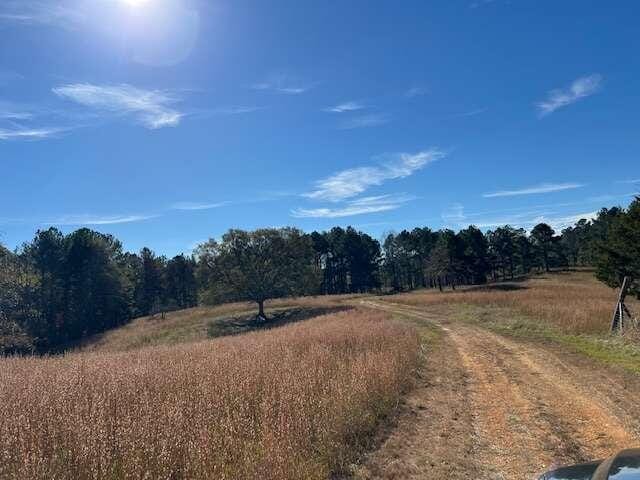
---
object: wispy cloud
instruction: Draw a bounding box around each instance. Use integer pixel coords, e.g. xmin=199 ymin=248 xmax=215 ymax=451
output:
xmin=616 ymin=178 xmax=640 ymax=184
xmin=212 ymin=106 xmax=264 ymax=115
xmin=0 ymin=99 xmax=47 ymax=122
xmin=305 ymin=149 xmax=445 ymax=202
xmin=323 ymin=101 xmax=365 ymax=113
xmin=441 ymin=203 xmax=598 ymax=232
xmin=250 ymin=73 xmax=316 ymax=95
xmin=0 ymin=99 xmax=80 ymax=141
xmin=500 ymin=211 xmax=600 ymax=232
xmin=170 ymin=201 xmax=230 ymax=211
xmin=294 ymin=149 xmax=443 ymax=218
xmin=53 ymin=83 xmax=184 ymax=129
xmin=483 ymin=182 xmax=585 ymax=198
xmin=292 ymin=194 xmax=413 ymax=218
xmin=0 ymin=111 xmax=33 ymax=121
xmin=441 ymin=203 xmax=467 ymax=226
xmin=443 ymin=203 xmax=554 ymax=230
xmin=0 ymin=126 xmax=64 ymax=141
xmin=339 ymin=113 xmax=389 ymax=130
xmin=455 ymin=194 xmax=633 ymax=223
xmin=536 ymin=74 xmax=603 ymax=116
xmin=405 ymin=86 xmax=428 ymax=98
xmin=449 ymin=108 xmax=488 ymax=118
xmin=47 ymin=214 xmax=160 ymax=226
xmin=540 ymin=211 xmax=599 ymax=231
xmin=0 ymin=1 xmax=84 ymax=28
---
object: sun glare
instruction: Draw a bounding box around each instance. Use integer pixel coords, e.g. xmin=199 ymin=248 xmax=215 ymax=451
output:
xmin=121 ymin=0 xmax=151 ymax=7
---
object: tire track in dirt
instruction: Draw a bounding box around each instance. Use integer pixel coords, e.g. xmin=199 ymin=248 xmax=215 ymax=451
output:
xmin=351 ymin=303 xmax=483 ymax=480
xmin=357 ymin=301 xmax=639 ymax=480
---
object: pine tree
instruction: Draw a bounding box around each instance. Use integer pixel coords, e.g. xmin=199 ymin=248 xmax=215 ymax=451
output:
xmin=596 ymin=197 xmax=640 ymax=297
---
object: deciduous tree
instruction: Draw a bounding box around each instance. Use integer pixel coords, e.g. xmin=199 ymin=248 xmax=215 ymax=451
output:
xmin=196 ymin=228 xmax=318 ymax=319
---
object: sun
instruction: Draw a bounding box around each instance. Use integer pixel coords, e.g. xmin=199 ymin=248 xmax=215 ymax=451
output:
xmin=121 ymin=0 xmax=151 ymax=7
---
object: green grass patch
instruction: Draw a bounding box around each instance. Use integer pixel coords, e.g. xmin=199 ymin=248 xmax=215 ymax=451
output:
xmin=453 ymin=304 xmax=640 ymax=374
xmin=387 ymin=310 xmax=444 ymax=349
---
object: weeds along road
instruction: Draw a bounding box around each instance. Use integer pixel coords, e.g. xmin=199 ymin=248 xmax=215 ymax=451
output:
xmin=354 ymin=300 xmax=640 ymax=480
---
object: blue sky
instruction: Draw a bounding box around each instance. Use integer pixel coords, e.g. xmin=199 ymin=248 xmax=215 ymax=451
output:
xmin=1 ymin=0 xmax=639 ymax=256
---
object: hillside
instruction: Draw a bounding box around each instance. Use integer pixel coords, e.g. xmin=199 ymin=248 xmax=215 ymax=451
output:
xmin=79 ymin=294 xmax=364 ymax=352
xmin=83 ymin=270 xmax=640 ymax=365
xmin=3 ymin=270 xmax=640 ymax=480
xmin=391 ymin=269 xmax=638 ymax=334
xmin=0 ymin=310 xmax=418 ymax=480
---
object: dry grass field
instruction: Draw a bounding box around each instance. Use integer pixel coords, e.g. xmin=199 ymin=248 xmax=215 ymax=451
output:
xmin=388 ymin=271 xmax=638 ymax=335
xmin=81 ymin=294 xmax=364 ymax=352
xmin=0 ymin=309 xmax=419 ymax=480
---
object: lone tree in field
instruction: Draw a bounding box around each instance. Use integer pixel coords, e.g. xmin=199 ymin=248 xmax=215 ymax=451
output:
xmin=196 ymin=228 xmax=318 ymax=320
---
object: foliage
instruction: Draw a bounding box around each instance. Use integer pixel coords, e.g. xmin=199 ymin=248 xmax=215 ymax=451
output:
xmin=1 ymin=198 xmax=637 ymax=352
xmin=530 ymin=223 xmax=557 ymax=272
xmin=1 ymin=229 xmax=198 ymax=352
xmin=596 ymin=197 xmax=640 ymax=298
xmin=383 ymin=221 xmax=567 ymax=291
xmin=0 ymin=248 xmax=36 ymax=354
xmin=312 ymin=227 xmax=381 ymax=294
xmin=196 ymin=228 xmax=319 ymax=318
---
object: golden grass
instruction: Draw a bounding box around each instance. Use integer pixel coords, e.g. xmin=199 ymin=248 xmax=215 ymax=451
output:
xmin=388 ymin=271 xmax=638 ymax=335
xmin=82 ymin=294 xmax=365 ymax=352
xmin=0 ymin=310 xmax=419 ymax=480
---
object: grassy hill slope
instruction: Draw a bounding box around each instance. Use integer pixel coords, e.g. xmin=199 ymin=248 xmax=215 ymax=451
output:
xmin=80 ymin=294 xmax=365 ymax=352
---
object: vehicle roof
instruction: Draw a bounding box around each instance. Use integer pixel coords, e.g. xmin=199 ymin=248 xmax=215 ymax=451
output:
xmin=593 ymin=449 xmax=640 ymax=480
xmin=542 ymin=460 xmax=601 ymax=480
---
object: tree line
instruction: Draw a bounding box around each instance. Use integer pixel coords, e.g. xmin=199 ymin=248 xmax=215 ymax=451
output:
xmin=1 ymin=197 xmax=638 ymax=354
xmin=0 ymin=228 xmax=198 ymax=353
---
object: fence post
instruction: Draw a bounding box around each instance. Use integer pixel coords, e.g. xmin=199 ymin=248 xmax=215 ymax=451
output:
xmin=611 ymin=276 xmax=630 ymax=333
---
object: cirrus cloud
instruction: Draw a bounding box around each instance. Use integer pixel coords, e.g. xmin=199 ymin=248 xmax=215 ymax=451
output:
xmin=0 ymin=126 xmax=64 ymax=140
xmin=536 ymin=74 xmax=602 ymax=116
xmin=323 ymin=101 xmax=365 ymax=113
xmin=250 ymin=72 xmax=316 ymax=95
xmin=339 ymin=113 xmax=389 ymax=130
xmin=170 ymin=201 xmax=230 ymax=211
xmin=483 ymin=182 xmax=585 ymax=198
xmin=47 ymin=213 xmax=160 ymax=226
xmin=304 ymin=149 xmax=445 ymax=202
xmin=53 ymin=83 xmax=184 ymax=129
xmin=294 ymin=149 xmax=445 ymax=218
xmin=292 ymin=194 xmax=414 ymax=218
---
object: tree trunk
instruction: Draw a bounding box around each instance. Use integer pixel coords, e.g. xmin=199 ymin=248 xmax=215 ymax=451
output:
xmin=257 ymin=299 xmax=267 ymax=321
xmin=544 ymin=252 xmax=550 ymax=272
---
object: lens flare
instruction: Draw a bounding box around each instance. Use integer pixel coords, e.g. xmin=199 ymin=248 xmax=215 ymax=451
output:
xmin=121 ymin=0 xmax=151 ymax=7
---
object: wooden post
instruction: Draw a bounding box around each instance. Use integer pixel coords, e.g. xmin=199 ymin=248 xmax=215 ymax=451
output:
xmin=611 ymin=276 xmax=630 ymax=333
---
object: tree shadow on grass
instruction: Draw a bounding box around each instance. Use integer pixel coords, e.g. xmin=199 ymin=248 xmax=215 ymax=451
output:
xmin=463 ymin=283 xmax=528 ymax=292
xmin=207 ymin=306 xmax=351 ymax=339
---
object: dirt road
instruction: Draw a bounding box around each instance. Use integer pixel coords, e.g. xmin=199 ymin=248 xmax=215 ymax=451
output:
xmin=354 ymin=301 xmax=640 ymax=480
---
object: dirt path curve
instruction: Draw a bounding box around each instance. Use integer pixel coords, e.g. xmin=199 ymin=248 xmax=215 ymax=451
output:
xmin=355 ymin=300 xmax=640 ymax=480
